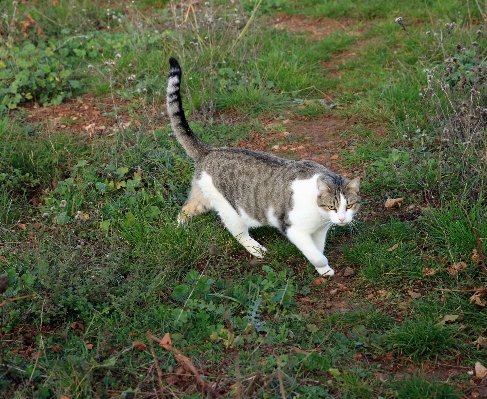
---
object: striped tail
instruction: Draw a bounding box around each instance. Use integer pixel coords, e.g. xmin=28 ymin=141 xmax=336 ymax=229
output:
xmin=166 ymin=57 xmax=210 ymax=160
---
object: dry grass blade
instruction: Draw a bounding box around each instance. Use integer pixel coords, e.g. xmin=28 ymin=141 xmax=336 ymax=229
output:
xmin=0 ymin=294 xmax=36 ymax=307
xmin=230 ymin=0 xmax=262 ymax=51
xmin=146 ymin=332 xmax=166 ymax=399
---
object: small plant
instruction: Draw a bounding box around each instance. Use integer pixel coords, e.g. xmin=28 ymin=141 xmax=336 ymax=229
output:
xmin=388 ymin=319 xmax=458 ymax=360
xmin=0 ymin=40 xmax=83 ymax=110
xmin=245 ymin=297 xmax=267 ymax=332
xmin=397 ymin=376 xmax=461 ymax=399
xmin=412 ymin=25 xmax=487 ymax=203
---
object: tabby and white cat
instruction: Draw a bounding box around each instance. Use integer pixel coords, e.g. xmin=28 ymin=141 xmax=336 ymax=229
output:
xmin=166 ymin=58 xmax=361 ymax=276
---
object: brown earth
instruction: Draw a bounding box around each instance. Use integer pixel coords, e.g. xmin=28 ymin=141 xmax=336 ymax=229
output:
xmin=25 ymin=94 xmax=134 ymax=138
xmin=271 ymin=14 xmax=365 ymax=39
xmin=237 ymin=115 xmax=366 ymax=178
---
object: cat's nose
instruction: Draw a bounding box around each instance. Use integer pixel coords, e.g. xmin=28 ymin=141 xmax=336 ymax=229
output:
xmin=339 ymin=216 xmax=345 ymax=222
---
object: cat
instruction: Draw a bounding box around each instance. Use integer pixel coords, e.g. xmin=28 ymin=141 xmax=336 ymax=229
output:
xmin=166 ymin=57 xmax=361 ymax=277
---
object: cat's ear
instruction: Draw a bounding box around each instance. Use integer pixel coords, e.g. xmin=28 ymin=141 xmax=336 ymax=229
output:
xmin=345 ymin=177 xmax=361 ymax=193
xmin=317 ymin=179 xmax=332 ymax=194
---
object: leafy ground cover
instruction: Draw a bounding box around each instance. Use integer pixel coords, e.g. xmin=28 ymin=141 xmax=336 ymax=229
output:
xmin=1 ymin=0 xmax=486 ymax=398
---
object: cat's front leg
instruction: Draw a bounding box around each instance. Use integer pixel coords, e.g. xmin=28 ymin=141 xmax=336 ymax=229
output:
xmin=286 ymin=228 xmax=334 ymax=277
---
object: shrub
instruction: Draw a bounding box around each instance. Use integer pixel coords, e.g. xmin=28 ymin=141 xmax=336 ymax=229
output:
xmin=0 ymin=40 xmax=83 ymax=110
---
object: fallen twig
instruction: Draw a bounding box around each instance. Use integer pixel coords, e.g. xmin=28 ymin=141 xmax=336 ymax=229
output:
xmin=275 ymin=359 xmax=287 ymax=399
xmin=0 ymin=294 xmax=36 ymax=308
xmin=147 ymin=332 xmax=223 ymax=398
xmin=147 ymin=332 xmax=165 ymax=399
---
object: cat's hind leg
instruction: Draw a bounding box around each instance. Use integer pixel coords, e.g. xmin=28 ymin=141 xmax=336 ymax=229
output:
xmin=219 ymin=210 xmax=266 ymax=258
xmin=178 ymin=181 xmax=211 ymax=224
xmin=233 ymin=226 xmax=267 ymax=258
xmin=197 ymin=172 xmax=266 ymax=257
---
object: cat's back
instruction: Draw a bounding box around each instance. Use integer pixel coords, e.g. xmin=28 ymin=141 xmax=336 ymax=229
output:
xmin=195 ymin=146 xmax=336 ymax=230
xmin=199 ymin=146 xmax=330 ymax=181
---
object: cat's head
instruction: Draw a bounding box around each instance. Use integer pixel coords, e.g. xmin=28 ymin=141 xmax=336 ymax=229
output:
xmin=316 ymin=176 xmax=361 ymax=225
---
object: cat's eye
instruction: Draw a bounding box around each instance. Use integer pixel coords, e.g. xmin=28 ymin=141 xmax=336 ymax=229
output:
xmin=346 ymin=204 xmax=354 ymax=209
xmin=327 ymin=206 xmax=336 ymax=210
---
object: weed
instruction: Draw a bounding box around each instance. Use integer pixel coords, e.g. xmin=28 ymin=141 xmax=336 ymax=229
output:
xmin=396 ymin=376 xmax=461 ymax=399
xmin=424 ymin=201 xmax=487 ymax=266
xmin=388 ymin=318 xmax=459 ymax=360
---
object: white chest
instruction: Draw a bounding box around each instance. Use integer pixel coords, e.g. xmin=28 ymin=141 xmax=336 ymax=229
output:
xmin=288 ymin=175 xmax=330 ymax=233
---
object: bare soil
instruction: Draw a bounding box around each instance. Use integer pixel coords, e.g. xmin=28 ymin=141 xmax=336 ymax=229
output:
xmin=271 ymin=14 xmax=364 ymax=39
xmin=25 ymin=94 xmax=133 ymax=138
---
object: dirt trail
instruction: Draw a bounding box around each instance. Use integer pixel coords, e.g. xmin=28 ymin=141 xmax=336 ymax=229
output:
xmin=237 ymin=116 xmax=362 ymax=178
xmin=25 ymin=94 xmax=133 ymax=137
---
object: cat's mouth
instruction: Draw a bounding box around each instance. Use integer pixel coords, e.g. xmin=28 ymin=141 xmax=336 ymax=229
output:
xmin=335 ymin=222 xmax=348 ymax=227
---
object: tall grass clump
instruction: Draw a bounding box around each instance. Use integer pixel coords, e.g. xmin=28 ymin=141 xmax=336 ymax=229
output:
xmin=408 ymin=22 xmax=487 ymax=204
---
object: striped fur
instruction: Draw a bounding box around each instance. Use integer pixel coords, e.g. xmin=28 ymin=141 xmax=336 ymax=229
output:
xmin=166 ymin=57 xmax=210 ymax=161
xmin=166 ymin=58 xmax=361 ymax=276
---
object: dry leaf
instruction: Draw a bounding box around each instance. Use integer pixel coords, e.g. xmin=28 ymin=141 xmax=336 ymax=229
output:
xmin=51 ymin=345 xmax=62 ymax=353
xmin=311 ymin=277 xmax=326 ymax=285
xmin=165 ymin=374 xmax=180 ymax=384
xmin=133 ymin=166 xmax=143 ymax=177
xmin=384 ymin=197 xmax=404 ymax=208
xmin=475 ymin=362 xmax=487 ymax=379
xmin=387 ymin=243 xmax=399 ymax=252
xmin=422 ymin=267 xmax=437 ymax=276
xmin=159 ymin=332 xmax=172 ymax=350
xmin=343 ymin=267 xmax=355 ymax=277
xmin=174 ymin=353 xmax=192 ymax=365
xmin=75 ymin=211 xmax=90 ymax=222
xmin=473 ymin=336 xmax=487 ymax=348
xmin=330 ymin=154 xmax=339 ymax=160
xmin=85 ymin=343 xmax=93 ymax=349
xmin=472 ymin=249 xmax=480 ymax=264
xmin=132 ymin=341 xmax=147 ymax=351
xmin=373 ymin=370 xmax=388 ymax=383
xmin=447 ymin=261 xmax=467 ymax=276
xmin=31 ymin=351 xmax=42 ymax=359
xmin=470 ymin=292 xmax=487 ymax=307
xmin=408 ymin=290 xmax=422 ymax=299
xmin=17 ymin=223 xmax=27 ymax=230
xmin=60 ymin=396 xmax=71 ymax=399
xmin=70 ymin=321 xmax=85 ymax=331
xmin=298 ymin=297 xmax=313 ymax=304
xmin=437 ymin=314 xmax=459 ymax=326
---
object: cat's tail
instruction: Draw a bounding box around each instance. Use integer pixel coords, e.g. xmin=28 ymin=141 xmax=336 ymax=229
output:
xmin=166 ymin=57 xmax=211 ymax=161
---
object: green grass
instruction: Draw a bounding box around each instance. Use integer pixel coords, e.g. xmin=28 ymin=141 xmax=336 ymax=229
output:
xmin=0 ymin=0 xmax=486 ymax=397
xmin=396 ymin=376 xmax=462 ymax=399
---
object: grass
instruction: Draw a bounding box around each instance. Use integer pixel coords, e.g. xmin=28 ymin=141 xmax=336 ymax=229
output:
xmin=1 ymin=0 xmax=486 ymax=397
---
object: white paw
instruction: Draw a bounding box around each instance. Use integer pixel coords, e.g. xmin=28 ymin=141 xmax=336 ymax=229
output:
xmin=316 ymin=265 xmax=335 ymax=277
xmin=250 ymin=245 xmax=267 ymax=259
